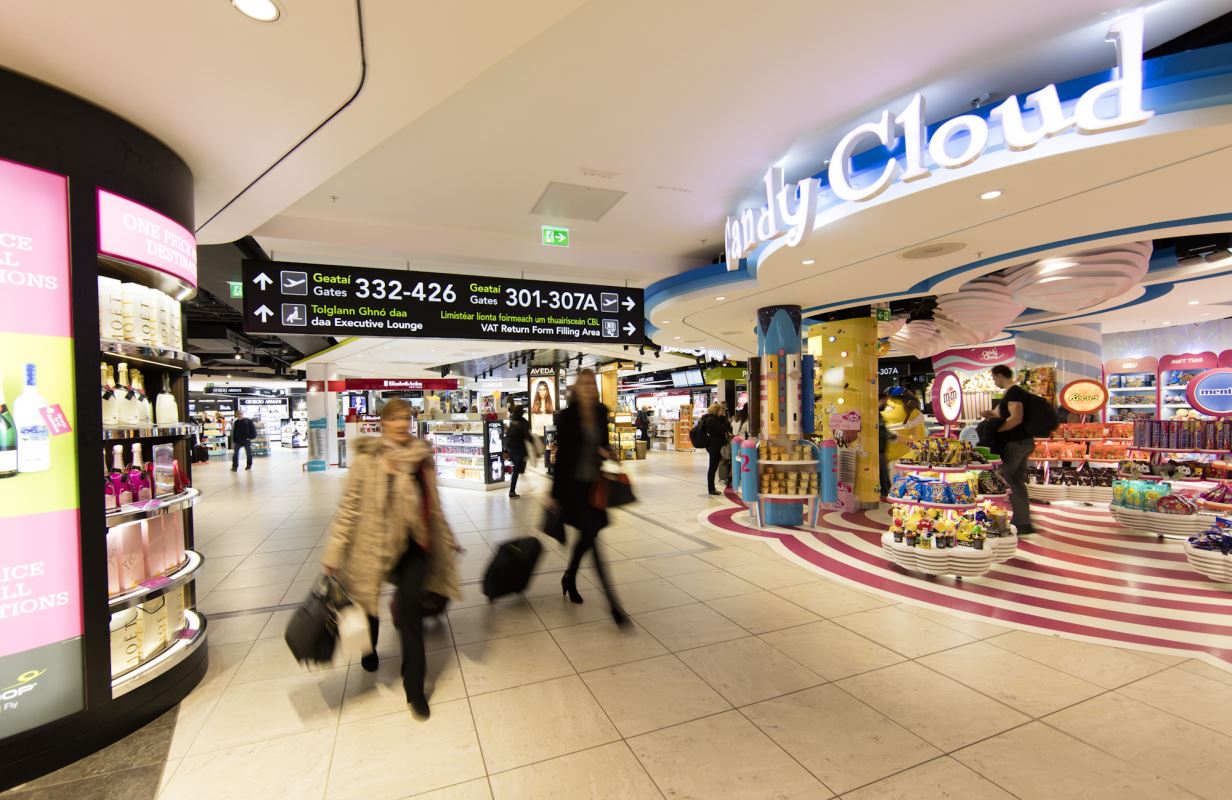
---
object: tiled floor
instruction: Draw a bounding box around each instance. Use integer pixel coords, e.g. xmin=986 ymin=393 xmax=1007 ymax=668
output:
xmin=9 ymin=446 xmax=1232 ymax=799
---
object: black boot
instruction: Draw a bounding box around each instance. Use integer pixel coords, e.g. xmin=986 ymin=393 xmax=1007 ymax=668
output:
xmin=561 ymin=574 xmax=584 ymax=604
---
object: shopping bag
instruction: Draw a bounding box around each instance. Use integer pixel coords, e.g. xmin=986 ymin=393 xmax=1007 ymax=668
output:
xmin=336 ymin=602 xmax=371 ymax=657
xmin=590 ymin=466 xmax=636 ymax=509
xmin=542 ymin=506 xmax=567 ymax=543
xmin=284 ymin=576 xmax=345 ymax=666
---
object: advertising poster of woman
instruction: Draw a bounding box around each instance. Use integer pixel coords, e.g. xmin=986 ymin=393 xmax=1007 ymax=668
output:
xmin=529 ymin=368 xmax=558 ymax=436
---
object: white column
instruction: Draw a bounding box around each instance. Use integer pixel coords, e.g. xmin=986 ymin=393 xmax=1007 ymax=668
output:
xmin=306 ymin=363 xmax=340 ymax=468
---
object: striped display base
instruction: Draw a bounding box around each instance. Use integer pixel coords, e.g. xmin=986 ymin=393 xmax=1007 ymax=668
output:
xmin=706 ymin=491 xmax=1232 ymax=670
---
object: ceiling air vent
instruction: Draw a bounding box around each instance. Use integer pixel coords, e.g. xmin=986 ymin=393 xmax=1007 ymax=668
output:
xmin=531 ymin=181 xmax=626 ymax=222
xmin=900 ymin=242 xmax=967 ymax=260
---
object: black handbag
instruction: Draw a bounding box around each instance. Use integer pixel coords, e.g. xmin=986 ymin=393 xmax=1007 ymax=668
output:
xmin=591 ymin=469 xmax=636 ymax=509
xmin=284 ymin=577 xmax=345 ymax=665
xmin=542 ymin=506 xmax=567 ymax=543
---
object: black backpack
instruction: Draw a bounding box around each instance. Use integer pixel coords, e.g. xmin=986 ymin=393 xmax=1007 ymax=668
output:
xmin=689 ymin=418 xmax=708 ymax=449
xmin=1021 ymin=391 xmax=1060 ymax=438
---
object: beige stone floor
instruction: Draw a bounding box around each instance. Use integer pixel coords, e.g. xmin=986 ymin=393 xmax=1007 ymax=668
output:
xmin=137 ymin=447 xmax=1232 ymax=799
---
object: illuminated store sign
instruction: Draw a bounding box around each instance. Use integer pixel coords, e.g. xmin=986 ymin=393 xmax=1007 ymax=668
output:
xmin=342 ymin=378 xmax=459 ymax=391
xmin=0 ymin=158 xmax=84 ymax=737
xmin=1186 ymin=369 xmax=1232 ymax=417
xmin=1060 ymin=379 xmax=1109 ymax=414
xmin=725 ymin=9 xmax=1152 ymax=270
xmin=97 ymin=189 xmax=198 ymax=288
xmin=931 ymin=371 xmax=964 ymax=425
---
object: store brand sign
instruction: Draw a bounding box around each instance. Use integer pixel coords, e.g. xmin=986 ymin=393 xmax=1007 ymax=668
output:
xmin=343 ymin=378 xmax=459 ymax=391
xmin=1060 ymin=379 xmax=1109 ymax=414
xmin=97 ymin=189 xmax=197 ymax=288
xmin=1186 ymin=369 xmax=1232 ymax=417
xmin=931 ymin=370 xmax=964 ymax=425
xmin=725 ymin=9 xmax=1152 ymax=270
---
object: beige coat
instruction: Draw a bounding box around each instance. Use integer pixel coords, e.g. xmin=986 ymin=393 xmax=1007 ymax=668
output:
xmin=321 ymin=436 xmax=461 ymax=615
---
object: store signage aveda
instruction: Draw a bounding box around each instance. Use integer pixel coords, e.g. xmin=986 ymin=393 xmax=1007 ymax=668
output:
xmin=242 ymin=260 xmax=644 ymax=345
xmin=930 ymin=371 xmax=964 ymax=425
xmin=1060 ymin=379 xmax=1109 ymax=414
xmin=724 ymin=9 xmax=1152 ymax=269
xmin=0 ymin=157 xmax=84 ymax=737
xmin=1186 ymin=369 xmax=1232 ymax=417
xmin=97 ymin=189 xmax=197 ymax=288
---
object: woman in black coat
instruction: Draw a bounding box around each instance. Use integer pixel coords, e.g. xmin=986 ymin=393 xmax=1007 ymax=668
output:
xmin=550 ymin=369 xmax=629 ymax=627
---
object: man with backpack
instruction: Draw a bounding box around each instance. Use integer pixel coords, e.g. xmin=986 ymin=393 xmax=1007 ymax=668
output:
xmin=230 ymin=410 xmax=258 ymax=472
xmin=983 ymin=364 xmax=1056 ymax=534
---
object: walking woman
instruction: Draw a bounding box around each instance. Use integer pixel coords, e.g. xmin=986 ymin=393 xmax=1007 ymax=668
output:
xmin=321 ymin=398 xmax=460 ymax=719
xmin=551 ymin=369 xmax=629 ymax=627
xmin=504 ymin=405 xmax=534 ymax=498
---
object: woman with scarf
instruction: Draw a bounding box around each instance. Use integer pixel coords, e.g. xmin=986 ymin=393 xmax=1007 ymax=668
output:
xmin=322 ymin=398 xmax=460 ymax=720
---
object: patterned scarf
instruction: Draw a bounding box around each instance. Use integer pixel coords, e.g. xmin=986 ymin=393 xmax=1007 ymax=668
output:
xmin=376 ymin=436 xmax=432 ymax=552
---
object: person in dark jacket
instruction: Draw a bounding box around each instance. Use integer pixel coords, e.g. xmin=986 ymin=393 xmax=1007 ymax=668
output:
xmin=635 ymin=408 xmax=650 ymax=442
xmin=504 ymin=406 xmax=534 ymax=498
xmin=700 ymin=403 xmax=732 ymax=495
xmin=550 ymin=369 xmax=628 ymax=627
xmin=230 ymin=410 xmax=257 ymax=472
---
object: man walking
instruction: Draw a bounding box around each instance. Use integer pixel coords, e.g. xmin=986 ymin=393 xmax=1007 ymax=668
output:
xmin=231 ymin=410 xmax=257 ymax=472
xmin=984 ymin=365 xmax=1034 ymax=533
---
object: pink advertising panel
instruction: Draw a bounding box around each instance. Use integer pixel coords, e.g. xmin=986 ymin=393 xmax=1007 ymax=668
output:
xmin=932 ymin=345 xmax=1015 ymax=373
xmin=0 ymin=158 xmax=71 ymax=338
xmin=1219 ymin=350 xmax=1232 ymax=368
xmin=1159 ymin=352 xmax=1218 ymax=373
xmin=0 ymin=510 xmax=83 ymax=658
xmin=97 ymin=189 xmax=197 ymax=287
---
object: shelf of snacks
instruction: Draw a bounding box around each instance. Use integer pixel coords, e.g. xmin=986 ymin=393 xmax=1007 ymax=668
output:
xmin=1197 ymin=482 xmax=1232 ymax=512
xmin=893 ymin=437 xmax=1001 ymax=471
xmin=1184 ymin=518 xmax=1232 ymax=584
xmin=675 ymin=405 xmax=695 ymax=451
xmin=1047 ymin=421 xmax=1134 ymax=441
xmin=884 ymin=504 xmax=1016 ymax=577
xmin=1104 ymin=359 xmax=1157 ymax=422
xmin=1109 ymin=478 xmax=1218 ymax=539
xmin=1132 ymin=418 xmax=1232 ymax=453
xmin=608 ymin=414 xmax=638 ymax=462
xmin=1026 ymin=462 xmax=1117 ymax=503
xmin=887 ymin=470 xmax=983 ymax=509
xmin=1017 ymin=366 xmax=1056 ymax=407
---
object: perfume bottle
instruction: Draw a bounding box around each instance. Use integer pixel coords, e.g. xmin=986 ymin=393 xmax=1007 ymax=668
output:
xmin=116 ymin=363 xmax=139 ymax=426
xmin=155 ymin=373 xmax=179 ymax=425
xmin=14 ymin=363 xmax=51 ymax=473
xmin=101 ymin=362 xmax=119 ymax=427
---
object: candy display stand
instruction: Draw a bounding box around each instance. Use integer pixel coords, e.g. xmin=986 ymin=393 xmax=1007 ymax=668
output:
xmin=881 ymin=530 xmax=1017 ymax=578
xmin=1110 ymin=506 xmax=1214 ymax=540
xmin=1183 ymin=542 xmax=1232 ymax=584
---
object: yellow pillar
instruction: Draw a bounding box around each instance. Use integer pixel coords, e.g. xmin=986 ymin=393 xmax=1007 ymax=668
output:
xmin=808 ymin=317 xmax=880 ymax=507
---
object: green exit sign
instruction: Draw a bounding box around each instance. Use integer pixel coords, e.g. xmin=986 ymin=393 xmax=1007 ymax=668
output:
xmin=541 ymin=225 xmax=570 ymax=247
xmin=228 ymin=281 xmax=244 ymax=298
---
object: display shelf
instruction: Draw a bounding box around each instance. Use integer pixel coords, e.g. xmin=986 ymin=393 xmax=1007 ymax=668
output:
xmin=881 ymin=532 xmax=1018 ymax=577
xmin=101 ymin=339 xmax=201 ymax=372
xmin=1108 ymin=386 xmax=1156 ymax=391
xmin=759 ymin=459 xmax=819 ymax=467
xmin=1184 ymin=542 xmax=1232 ymax=584
xmin=894 ymin=461 xmax=999 ymax=473
xmin=889 ymin=498 xmax=980 ymax=511
xmin=99 ymin=254 xmax=196 ymax=302
xmin=105 ymin=488 xmax=200 ymax=528
xmin=1163 ymin=384 xmax=1191 ymax=390
xmin=977 ymin=493 xmax=1010 ymax=500
xmin=102 ymin=423 xmax=196 ymax=440
xmin=1136 ymin=447 xmax=1232 ymax=455
xmin=108 ymin=551 xmax=203 ymax=612
xmin=1029 ymin=456 xmax=1121 ymax=462
xmin=111 ymin=610 xmax=207 ymax=698
xmin=758 ymin=493 xmax=818 ymax=501
xmin=1109 ymin=404 xmax=1157 ymax=408
xmin=1053 ymin=437 xmax=1133 ymax=442
xmin=1110 ymin=506 xmax=1215 ymax=540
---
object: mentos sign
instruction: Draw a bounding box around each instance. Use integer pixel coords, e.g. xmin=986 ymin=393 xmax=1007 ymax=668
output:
xmin=1186 ymin=369 xmax=1232 ymax=417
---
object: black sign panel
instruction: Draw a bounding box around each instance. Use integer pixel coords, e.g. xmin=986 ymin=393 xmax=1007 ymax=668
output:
xmin=241 ymin=260 xmax=645 ymax=344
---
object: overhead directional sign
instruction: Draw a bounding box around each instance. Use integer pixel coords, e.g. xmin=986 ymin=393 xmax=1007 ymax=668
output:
xmin=241 ymin=260 xmax=645 ymax=344
xmin=541 ymin=225 xmax=570 ymax=247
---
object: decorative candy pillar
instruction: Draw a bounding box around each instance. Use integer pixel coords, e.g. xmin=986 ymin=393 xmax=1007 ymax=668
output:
xmin=757 ymin=305 xmax=805 ymax=526
xmin=1014 ymin=324 xmax=1103 ymax=392
xmin=807 ymin=316 xmax=880 ymax=508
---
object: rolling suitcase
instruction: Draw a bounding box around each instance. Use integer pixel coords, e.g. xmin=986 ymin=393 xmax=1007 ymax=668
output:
xmin=482 ymin=536 xmax=542 ymax=600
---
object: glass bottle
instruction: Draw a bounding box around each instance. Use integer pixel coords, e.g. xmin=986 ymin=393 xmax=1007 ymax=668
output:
xmin=14 ymin=363 xmax=51 ymax=473
xmin=116 ymin=363 xmax=139 ymax=426
xmin=155 ymin=372 xmax=179 ymax=425
xmin=0 ymin=368 xmax=16 ymax=479
xmin=101 ymin=362 xmax=119 ymax=427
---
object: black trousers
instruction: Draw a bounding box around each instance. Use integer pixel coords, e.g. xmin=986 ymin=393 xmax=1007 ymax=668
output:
xmin=232 ymin=440 xmax=252 ymax=469
xmin=366 ymin=544 xmax=427 ymax=703
xmin=563 ymin=487 xmax=619 ymax=609
xmin=509 ymin=455 xmax=526 ymax=493
xmin=706 ymin=448 xmax=722 ymax=492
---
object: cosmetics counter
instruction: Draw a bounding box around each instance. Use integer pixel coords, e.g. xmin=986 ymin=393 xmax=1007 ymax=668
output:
xmin=1 ymin=68 xmax=207 ymax=789
xmin=421 ymin=416 xmax=507 ymax=490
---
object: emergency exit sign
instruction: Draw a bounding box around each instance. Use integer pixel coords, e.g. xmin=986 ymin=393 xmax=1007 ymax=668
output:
xmin=228 ymin=281 xmax=243 ymax=298
xmin=541 ymin=225 xmax=570 ymax=247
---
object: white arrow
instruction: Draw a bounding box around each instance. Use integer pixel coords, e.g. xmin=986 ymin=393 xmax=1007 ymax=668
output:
xmin=254 ymin=305 xmax=274 ymax=321
xmin=253 ymin=272 xmax=273 ymax=289
xmin=624 ymin=322 xmax=637 ymax=336
xmin=623 ymin=296 xmax=635 ymax=311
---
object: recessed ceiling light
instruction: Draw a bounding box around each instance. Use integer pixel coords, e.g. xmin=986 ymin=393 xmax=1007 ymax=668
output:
xmin=1200 ymin=312 xmax=1211 ymax=316
xmin=1188 ymin=300 xmax=1200 ymax=305
xmin=802 ymin=259 xmax=816 ymax=265
xmin=1161 ymin=321 xmax=1172 ymax=326
xmin=673 ymin=336 xmax=681 ymax=340
xmin=980 ymin=189 xmax=1002 ymax=200
xmin=231 ymin=0 xmax=280 ymax=22
xmin=659 ymin=321 xmax=670 ymax=325
xmin=715 ymin=296 xmax=726 ymax=301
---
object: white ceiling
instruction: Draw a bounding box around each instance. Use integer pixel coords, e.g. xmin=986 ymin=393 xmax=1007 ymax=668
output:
xmin=2 ymin=0 xmax=1228 ymax=358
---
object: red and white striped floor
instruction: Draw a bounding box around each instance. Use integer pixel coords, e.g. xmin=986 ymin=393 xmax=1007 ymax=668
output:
xmin=703 ymin=495 xmax=1232 ymax=671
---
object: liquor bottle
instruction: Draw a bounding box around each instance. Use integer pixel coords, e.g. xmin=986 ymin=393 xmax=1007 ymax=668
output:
xmin=101 ymin=363 xmax=119 ymax=427
xmin=155 ymin=373 xmax=179 ymax=425
xmin=0 ymin=368 xmax=17 ymax=479
xmin=104 ymin=451 xmax=120 ymax=510
xmin=130 ymin=443 xmax=151 ymax=501
xmin=14 ymin=363 xmax=51 ymax=473
xmin=116 ymin=363 xmax=139 ymax=426
xmin=112 ymin=444 xmax=132 ymax=505
xmin=130 ymin=369 xmax=150 ymax=425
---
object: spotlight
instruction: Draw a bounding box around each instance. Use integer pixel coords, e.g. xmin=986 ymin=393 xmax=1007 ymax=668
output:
xmin=980 ymin=189 xmax=1002 ymax=200
xmin=234 ymin=349 xmax=242 ymax=360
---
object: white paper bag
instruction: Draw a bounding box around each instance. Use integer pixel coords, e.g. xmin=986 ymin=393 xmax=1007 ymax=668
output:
xmin=336 ymin=604 xmax=372 ymax=657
